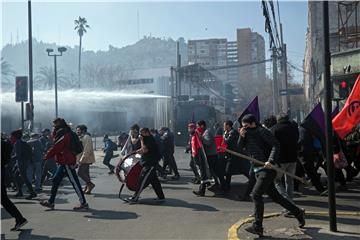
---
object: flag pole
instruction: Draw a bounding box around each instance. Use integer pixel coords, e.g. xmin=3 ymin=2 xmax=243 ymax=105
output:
xmin=219 ymin=148 xmax=308 ymax=184
xmin=323 ymin=1 xmax=337 ymax=232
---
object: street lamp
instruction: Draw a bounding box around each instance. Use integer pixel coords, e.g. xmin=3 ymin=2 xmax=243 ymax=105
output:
xmin=46 ymin=47 xmax=67 ymax=118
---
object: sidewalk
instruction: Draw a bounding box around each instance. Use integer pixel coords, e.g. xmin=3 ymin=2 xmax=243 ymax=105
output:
xmin=232 ymin=178 xmax=360 ymax=240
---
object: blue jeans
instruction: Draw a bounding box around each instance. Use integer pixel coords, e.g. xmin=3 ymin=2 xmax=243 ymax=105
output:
xmin=27 ymin=161 xmax=43 ymax=190
xmin=49 ymin=164 xmax=86 ymax=205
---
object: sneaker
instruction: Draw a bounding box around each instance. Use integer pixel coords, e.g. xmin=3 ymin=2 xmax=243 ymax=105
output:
xmin=85 ymin=183 xmax=95 ymax=195
xmin=40 ymin=200 xmax=54 ymax=210
xmin=10 ymin=218 xmax=28 ymax=231
xmin=108 ymin=169 xmax=115 ymax=175
xmin=35 ymin=188 xmax=42 ymax=193
xmin=25 ymin=193 xmax=37 ymax=200
xmin=244 ymin=225 xmax=263 ymax=237
xmin=73 ymin=203 xmax=89 ymax=211
xmin=296 ymin=208 xmax=306 ymax=228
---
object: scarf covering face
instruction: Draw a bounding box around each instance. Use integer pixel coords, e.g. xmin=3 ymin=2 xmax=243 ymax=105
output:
xmin=191 ymin=127 xmax=204 ymax=157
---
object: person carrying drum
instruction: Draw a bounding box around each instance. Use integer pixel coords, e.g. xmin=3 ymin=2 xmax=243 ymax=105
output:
xmin=125 ymin=128 xmax=165 ymax=204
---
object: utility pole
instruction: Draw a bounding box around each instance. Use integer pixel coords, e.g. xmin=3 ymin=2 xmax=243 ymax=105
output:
xmin=54 ymin=55 xmax=58 ymax=117
xmin=323 ymin=1 xmax=337 ymax=232
xmin=176 ymin=41 xmax=181 ymax=96
xmin=170 ymin=66 xmax=175 ymax=132
xmin=272 ymin=47 xmax=279 ymax=115
xmin=28 ymin=0 xmax=34 ymax=130
xmin=280 ymin=23 xmax=290 ymax=115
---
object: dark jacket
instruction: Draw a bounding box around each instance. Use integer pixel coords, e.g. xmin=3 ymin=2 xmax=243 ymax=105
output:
xmin=161 ymin=130 xmax=175 ymax=155
xmin=28 ymin=138 xmax=44 ymax=163
xmin=152 ymin=133 xmax=164 ymax=158
xmin=141 ymin=135 xmax=161 ymax=167
xmin=238 ymin=126 xmax=280 ymax=172
xmin=103 ymin=139 xmax=114 ymax=156
xmin=45 ymin=127 xmax=76 ymax=165
xmin=224 ymin=128 xmax=240 ymax=162
xmin=271 ymin=119 xmax=299 ymax=164
xmin=201 ymin=128 xmax=217 ymax=157
xmin=1 ymin=139 xmax=13 ymax=167
xmin=14 ymin=139 xmax=32 ymax=167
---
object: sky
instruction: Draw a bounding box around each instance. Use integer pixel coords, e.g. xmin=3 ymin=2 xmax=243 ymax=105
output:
xmin=1 ymin=1 xmax=308 ymax=80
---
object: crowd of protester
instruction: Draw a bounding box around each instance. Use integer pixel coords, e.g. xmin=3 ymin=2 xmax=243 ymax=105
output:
xmin=1 ymin=114 xmax=359 ymax=234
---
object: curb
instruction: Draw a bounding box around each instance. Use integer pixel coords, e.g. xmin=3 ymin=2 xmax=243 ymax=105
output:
xmin=228 ymin=211 xmax=360 ymax=240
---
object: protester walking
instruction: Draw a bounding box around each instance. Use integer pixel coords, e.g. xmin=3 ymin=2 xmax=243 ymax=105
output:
xmin=160 ymin=127 xmax=180 ymax=180
xmin=197 ymin=120 xmax=221 ymax=187
xmin=125 ymin=128 xmax=165 ymax=204
xmin=40 ymin=118 xmax=88 ymax=210
xmin=27 ymin=133 xmax=44 ymax=192
xmin=40 ymin=129 xmax=57 ymax=186
xmin=102 ymin=135 xmax=116 ymax=174
xmin=238 ymin=114 xmax=305 ymax=237
xmin=189 ymin=123 xmax=212 ymax=196
xmin=10 ymin=130 xmax=37 ymax=200
xmin=1 ymin=135 xmax=28 ymax=231
xmin=271 ymin=113 xmax=299 ymax=214
xmin=76 ymin=125 xmax=96 ymax=194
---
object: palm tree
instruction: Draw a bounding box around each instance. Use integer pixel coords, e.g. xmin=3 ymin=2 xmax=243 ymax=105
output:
xmin=1 ymin=57 xmax=15 ymax=89
xmin=35 ymin=66 xmax=65 ymax=90
xmin=74 ymin=16 xmax=90 ymax=89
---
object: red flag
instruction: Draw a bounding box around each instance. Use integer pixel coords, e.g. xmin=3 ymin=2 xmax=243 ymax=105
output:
xmin=333 ymin=74 xmax=360 ymax=139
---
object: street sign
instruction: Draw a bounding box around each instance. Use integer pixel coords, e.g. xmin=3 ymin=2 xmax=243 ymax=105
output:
xmin=15 ymin=76 xmax=28 ymax=102
xmin=279 ymin=88 xmax=304 ymax=96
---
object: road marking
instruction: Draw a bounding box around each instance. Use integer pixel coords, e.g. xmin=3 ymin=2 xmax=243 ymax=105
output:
xmin=228 ymin=211 xmax=360 ymax=240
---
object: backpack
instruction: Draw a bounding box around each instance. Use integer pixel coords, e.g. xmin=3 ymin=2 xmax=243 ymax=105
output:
xmin=69 ymin=131 xmax=84 ymax=155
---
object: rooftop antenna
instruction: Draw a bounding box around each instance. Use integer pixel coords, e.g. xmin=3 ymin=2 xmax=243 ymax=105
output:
xmin=16 ymin=28 xmax=19 ymax=43
xmin=137 ymin=10 xmax=140 ymax=40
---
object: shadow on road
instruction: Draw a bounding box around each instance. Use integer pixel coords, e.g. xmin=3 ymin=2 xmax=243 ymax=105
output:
xmin=306 ymin=214 xmax=360 ymax=226
xmin=139 ymin=198 xmax=219 ymax=212
xmin=12 ymin=229 xmax=75 ymax=240
xmin=294 ymin=199 xmax=360 ymax=212
xmin=49 ymin=208 xmax=138 ymax=220
xmin=84 ymin=209 xmax=139 ymax=220
xmin=304 ymin=227 xmax=360 ymax=240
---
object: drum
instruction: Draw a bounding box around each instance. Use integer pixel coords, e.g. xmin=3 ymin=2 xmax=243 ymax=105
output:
xmin=116 ymin=153 xmax=143 ymax=191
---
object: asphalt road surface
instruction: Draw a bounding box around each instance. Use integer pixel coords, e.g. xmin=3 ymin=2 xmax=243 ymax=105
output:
xmin=2 ymin=148 xmax=359 ymax=240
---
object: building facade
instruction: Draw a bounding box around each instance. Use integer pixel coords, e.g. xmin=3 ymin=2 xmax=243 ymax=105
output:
xmin=303 ymin=1 xmax=360 ymax=109
xmin=236 ymin=28 xmax=266 ymax=86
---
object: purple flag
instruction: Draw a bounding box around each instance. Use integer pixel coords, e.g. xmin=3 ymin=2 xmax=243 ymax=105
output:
xmin=238 ymin=96 xmax=260 ymax=124
xmin=301 ymin=103 xmax=325 ymax=149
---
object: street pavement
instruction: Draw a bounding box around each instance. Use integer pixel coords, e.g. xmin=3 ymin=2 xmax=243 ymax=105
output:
xmin=2 ymin=147 xmax=360 ymax=240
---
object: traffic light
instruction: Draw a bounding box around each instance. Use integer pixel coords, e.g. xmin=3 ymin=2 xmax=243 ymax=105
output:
xmin=339 ymin=80 xmax=349 ymax=99
xmin=25 ymin=103 xmax=34 ymax=121
xmin=15 ymin=76 xmax=28 ymax=102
